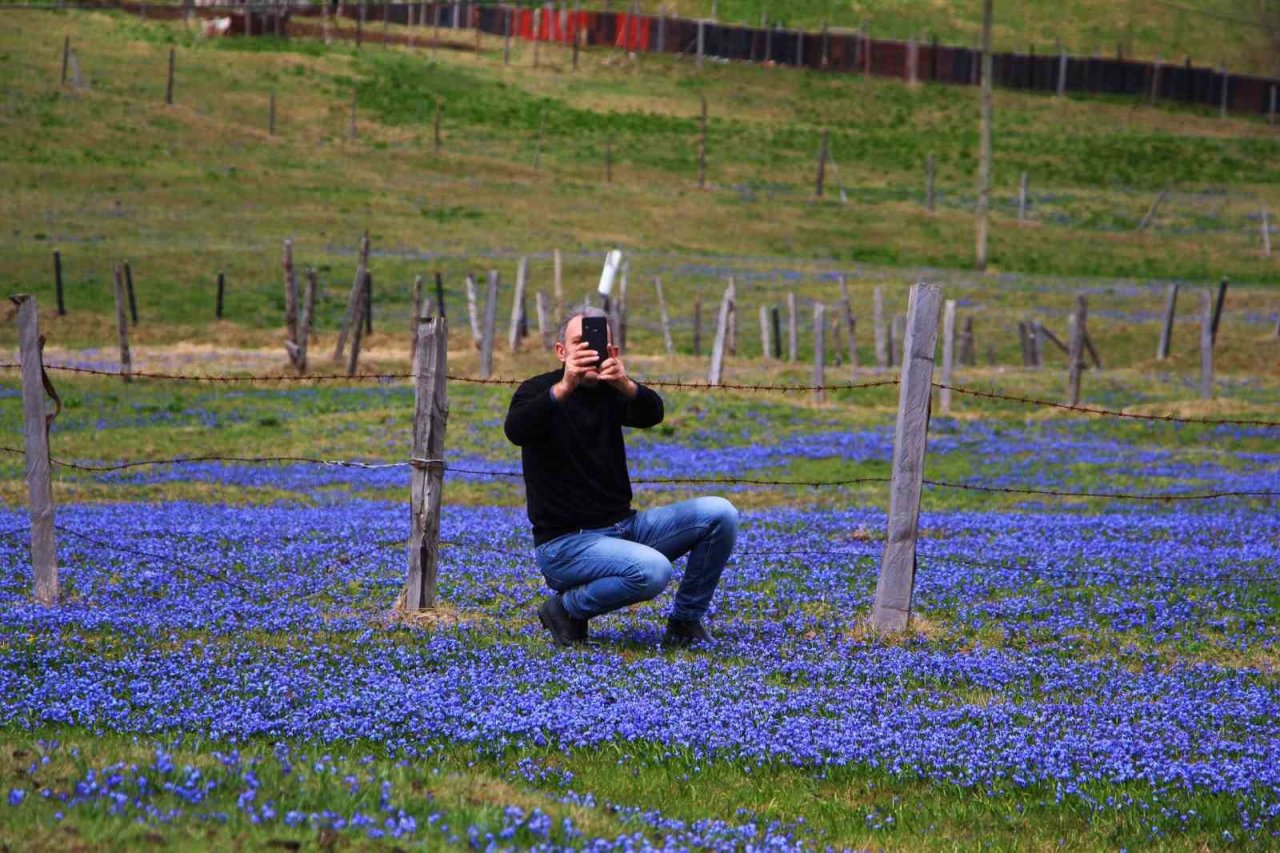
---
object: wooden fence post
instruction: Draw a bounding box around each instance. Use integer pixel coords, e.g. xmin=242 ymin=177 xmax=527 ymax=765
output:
xmin=123 ymin=261 xmax=138 ymax=326
xmin=12 ymin=295 xmax=58 ymax=606
xmin=215 ymin=271 xmax=225 ymax=319
xmin=347 ymin=273 xmax=369 ymax=377
xmin=1208 ymin=279 xmax=1228 ymax=345
xmin=940 ymin=299 xmax=955 ymax=414
xmin=925 ymin=154 xmax=935 ymax=212
xmin=1136 ymin=189 xmax=1168 ymax=232
xmin=708 ymin=281 xmax=732 ymax=385
xmin=465 ymin=273 xmax=482 ymax=348
xmin=654 ymin=277 xmax=675 ymax=355
xmin=1199 ymin=289 xmax=1213 ymax=400
xmin=871 ymin=282 xmax=944 ymax=632
xmin=334 ymin=232 xmax=370 ymax=361
xmin=536 ymin=289 xmax=552 ymax=350
xmin=363 ymin=270 xmax=374 ymax=335
xmin=1066 ymin=295 xmax=1087 ymax=406
xmin=401 ymin=316 xmax=448 ymax=611
xmin=959 ymin=316 xmax=975 ymax=365
xmin=838 ymin=276 xmax=858 ymax=369
xmin=1030 ymin=320 xmax=1043 ymax=368
xmin=873 ymin=285 xmax=888 ymax=368
xmin=165 ymin=47 xmax=175 ymax=106
xmin=52 ymin=249 xmax=65 ymax=315
xmin=974 ymin=0 xmax=993 ymax=271
xmin=1157 ymin=283 xmax=1178 ymax=360
xmin=509 ymin=257 xmax=528 ymax=352
xmin=480 ymin=270 xmax=499 ymax=379
xmin=61 ymin=35 xmax=70 ymax=87
xmin=812 ymin=302 xmax=826 ymax=403
xmin=111 ymin=264 xmax=132 ymax=381
xmin=434 ymin=271 xmax=446 ymax=320
xmin=771 ymin=306 xmax=782 ymax=359
xmin=814 ymin=129 xmax=829 ymax=198
xmin=725 ymin=278 xmax=736 ymax=357
xmin=410 ymin=274 xmax=425 ymax=359
xmin=759 ymin=304 xmax=771 ymax=360
xmin=698 ymin=94 xmax=708 ymax=189
xmin=283 ymin=238 xmax=298 ymax=354
xmin=787 ymin=290 xmax=798 ymax=362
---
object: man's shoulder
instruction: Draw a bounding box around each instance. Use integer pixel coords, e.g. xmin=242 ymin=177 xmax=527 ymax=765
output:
xmin=516 ymin=370 xmax=562 ymax=393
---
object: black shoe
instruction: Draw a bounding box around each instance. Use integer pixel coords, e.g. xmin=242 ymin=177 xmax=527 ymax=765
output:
xmin=538 ymin=596 xmax=588 ymax=647
xmin=662 ymin=616 xmax=712 ymax=648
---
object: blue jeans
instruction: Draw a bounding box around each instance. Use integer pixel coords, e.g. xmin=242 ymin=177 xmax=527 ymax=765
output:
xmin=534 ymin=497 xmax=738 ymax=622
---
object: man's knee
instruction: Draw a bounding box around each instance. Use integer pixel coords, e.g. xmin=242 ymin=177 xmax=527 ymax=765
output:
xmin=626 ymin=556 xmax=672 ymax=599
xmin=697 ymin=496 xmax=739 ymax=536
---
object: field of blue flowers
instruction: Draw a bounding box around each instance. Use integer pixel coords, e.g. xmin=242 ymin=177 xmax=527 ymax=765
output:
xmin=1 ymin=375 xmax=1278 ymax=850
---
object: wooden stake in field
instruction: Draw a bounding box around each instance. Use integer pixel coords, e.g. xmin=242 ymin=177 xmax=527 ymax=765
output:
xmin=812 ymin=302 xmax=826 ymax=403
xmin=509 ymin=257 xmax=528 ymax=352
xmin=347 ymin=273 xmax=369 ymax=377
xmin=1156 ymin=283 xmax=1178 ymax=360
xmin=759 ymin=304 xmax=772 ymax=361
xmin=283 ymin=238 xmax=299 ymax=351
xmin=654 ymin=277 xmax=675 ymax=355
xmin=12 ymin=295 xmax=59 ymax=605
xmin=60 ymin=35 xmax=70 ymax=87
xmin=1199 ymin=289 xmax=1213 ymax=400
xmin=871 ymin=281 xmax=944 ymax=633
xmin=708 ymin=282 xmax=733 ymax=385
xmin=52 ymin=251 xmax=65 ymax=316
xmin=536 ymin=290 xmax=552 ymax=351
xmin=1066 ymin=295 xmax=1087 ymax=406
xmin=165 ymin=47 xmax=175 ymax=106
xmin=123 ymin=261 xmax=138 ymax=326
xmin=787 ymin=290 xmax=798 ymax=362
xmin=401 ymin=315 xmax=448 ymax=612
xmin=268 ymin=90 xmax=276 ymax=136
xmin=1136 ymin=189 xmax=1168 ymax=232
xmin=334 ymin=232 xmax=370 ymax=361
xmin=838 ymin=276 xmax=858 ymax=369
xmin=974 ymin=0 xmax=993 ymax=271
xmin=215 ymin=271 xmax=225 ymax=319
xmin=771 ymin=306 xmax=782 ymax=360
xmin=940 ymin=299 xmax=956 ymax=414
xmin=112 ymin=264 xmax=132 ymax=382
xmin=480 ymin=270 xmax=499 ymax=379
xmin=698 ymin=94 xmax=708 ymax=189
xmin=872 ymin=286 xmax=887 ymax=369
xmin=410 ymin=274 xmax=425 ymax=359
xmin=464 ymin=274 xmax=482 ymax=349
xmin=1210 ymin=277 xmax=1228 ymax=345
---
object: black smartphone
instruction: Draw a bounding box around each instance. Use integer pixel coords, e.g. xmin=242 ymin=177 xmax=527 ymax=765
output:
xmin=581 ymin=316 xmax=609 ymax=369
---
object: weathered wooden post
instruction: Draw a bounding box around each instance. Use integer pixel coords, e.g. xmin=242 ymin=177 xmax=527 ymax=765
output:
xmin=53 ymin=251 xmax=66 ymax=316
xmin=725 ymin=278 xmax=736 ymax=357
xmin=814 ymin=129 xmax=829 ymax=198
xmin=401 ymin=316 xmax=449 ymax=612
xmin=1137 ymin=189 xmax=1168 ymax=232
xmin=708 ymin=281 xmax=732 ymax=385
xmin=111 ymin=264 xmax=132 ymax=381
xmin=1030 ymin=320 xmax=1043 ymax=368
xmin=480 ymin=270 xmax=499 ymax=379
xmin=654 ymin=277 xmax=675 ymax=355
xmin=294 ymin=268 xmax=315 ymax=374
xmin=771 ymin=306 xmax=782 ymax=359
xmin=165 ymin=47 xmax=175 ymax=106
xmin=1066 ymin=295 xmax=1087 ymax=406
xmin=434 ymin=271 xmax=446 ymax=320
xmin=61 ymin=35 xmax=70 ymax=87
xmin=696 ymin=18 xmax=705 ymax=70
xmin=1208 ymin=279 xmax=1228 ymax=345
xmin=347 ymin=273 xmax=369 ymax=377
xmin=283 ymin=238 xmax=299 ymax=355
xmin=759 ymin=304 xmax=772 ymax=360
xmin=698 ymin=94 xmax=708 ymax=189
xmin=871 ymin=282 xmax=944 ymax=632
xmin=787 ymin=290 xmax=798 ymax=362
xmin=838 ymin=276 xmax=858 ymax=369
xmin=873 ymin=286 xmax=888 ymax=368
xmin=509 ymin=257 xmax=528 ymax=352
xmin=123 ymin=261 xmax=138 ymax=326
xmin=1157 ymin=283 xmax=1178 ymax=360
xmin=812 ymin=302 xmax=826 ymax=403
xmin=410 ymin=274 xmax=425 ymax=359
xmin=334 ymin=232 xmax=370 ymax=361
xmin=465 ymin=274 xmax=482 ymax=348
xmin=12 ymin=295 xmax=58 ymax=606
xmin=925 ymin=154 xmax=936 ymax=212
xmin=1017 ymin=321 xmax=1032 ymax=366
xmin=215 ymin=271 xmax=225 ymax=320
xmin=536 ymin=289 xmax=553 ymax=351
xmin=940 ymin=299 xmax=956 ymax=414
xmin=1199 ymin=289 xmax=1213 ymax=400
xmin=974 ymin=0 xmax=993 ymax=271
xmin=891 ymin=314 xmax=906 ymax=368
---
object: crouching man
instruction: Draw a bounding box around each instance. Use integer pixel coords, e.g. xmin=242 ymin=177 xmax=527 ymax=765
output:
xmin=503 ymin=308 xmax=737 ymax=648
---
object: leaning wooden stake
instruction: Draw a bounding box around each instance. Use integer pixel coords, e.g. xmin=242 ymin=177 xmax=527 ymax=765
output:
xmin=480 ymin=270 xmax=499 ymax=379
xmin=401 ymin=316 xmax=449 ymax=612
xmin=1199 ymin=289 xmax=1213 ymax=400
xmin=465 ymin=274 xmax=483 ymax=349
xmin=346 ymin=273 xmax=368 ymax=377
xmin=1136 ymin=189 xmax=1168 ymax=232
xmin=112 ymin=264 xmax=132 ymax=382
xmin=1156 ymin=283 xmax=1178 ymax=360
xmin=13 ymin=295 xmax=59 ymax=606
xmin=334 ymin=232 xmax=370 ymax=361
xmin=940 ymin=299 xmax=956 ymax=414
xmin=1210 ymin=277 xmax=1228 ymax=345
xmin=1066 ymin=295 xmax=1087 ymax=406
xmin=509 ymin=257 xmax=528 ymax=353
xmin=123 ymin=261 xmax=138 ymax=326
xmin=812 ymin=302 xmax=826 ymax=403
xmin=409 ymin=274 xmax=425 ymax=359
xmin=871 ymin=282 xmax=944 ymax=632
xmin=708 ymin=282 xmax=733 ymax=385
xmin=654 ymin=277 xmax=675 ymax=355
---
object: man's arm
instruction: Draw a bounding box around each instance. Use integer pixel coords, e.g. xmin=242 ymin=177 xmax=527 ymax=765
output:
xmin=621 ymin=383 xmax=664 ymax=429
xmin=504 ymin=379 xmax=557 ymax=446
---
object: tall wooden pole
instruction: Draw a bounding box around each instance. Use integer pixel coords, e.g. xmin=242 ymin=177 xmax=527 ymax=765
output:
xmin=53 ymin=251 xmax=66 ymax=316
xmin=215 ymin=271 xmax=225 ymax=320
xmin=509 ymin=257 xmax=528 ymax=352
xmin=112 ymin=264 xmax=132 ymax=382
xmin=654 ymin=277 xmax=675 ymax=355
xmin=974 ymin=0 xmax=994 ymax=271
xmin=480 ymin=270 xmax=499 ymax=379
xmin=1210 ymin=277 xmax=1228 ymax=345
xmin=939 ymin=299 xmax=956 ymax=414
xmin=13 ymin=295 xmax=58 ymax=606
xmin=812 ymin=302 xmax=826 ymax=403
xmin=1066 ymin=295 xmax=1087 ymax=406
xmin=465 ymin=274 xmax=482 ymax=348
xmin=871 ymin=282 xmax=944 ymax=632
xmin=401 ymin=316 xmax=448 ymax=611
xmin=1199 ymin=289 xmax=1213 ymax=400
xmin=759 ymin=304 xmax=772 ymax=361
xmin=786 ymin=290 xmax=798 ymax=362
xmin=1156 ymin=283 xmax=1178 ymax=360
xmin=708 ymin=281 xmax=732 ymax=385
xmin=334 ymin=232 xmax=370 ymax=361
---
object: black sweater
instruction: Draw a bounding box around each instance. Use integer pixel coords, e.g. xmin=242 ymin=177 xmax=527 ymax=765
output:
xmin=504 ymin=369 xmax=664 ymax=544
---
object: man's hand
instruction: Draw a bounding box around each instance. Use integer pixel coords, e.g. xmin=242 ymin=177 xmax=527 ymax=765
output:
xmin=598 ymin=346 xmax=638 ymax=399
xmin=552 ymin=337 xmax=602 ymax=400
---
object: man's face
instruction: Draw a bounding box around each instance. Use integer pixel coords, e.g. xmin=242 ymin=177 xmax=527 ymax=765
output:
xmin=555 ymin=314 xmax=614 ymax=386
